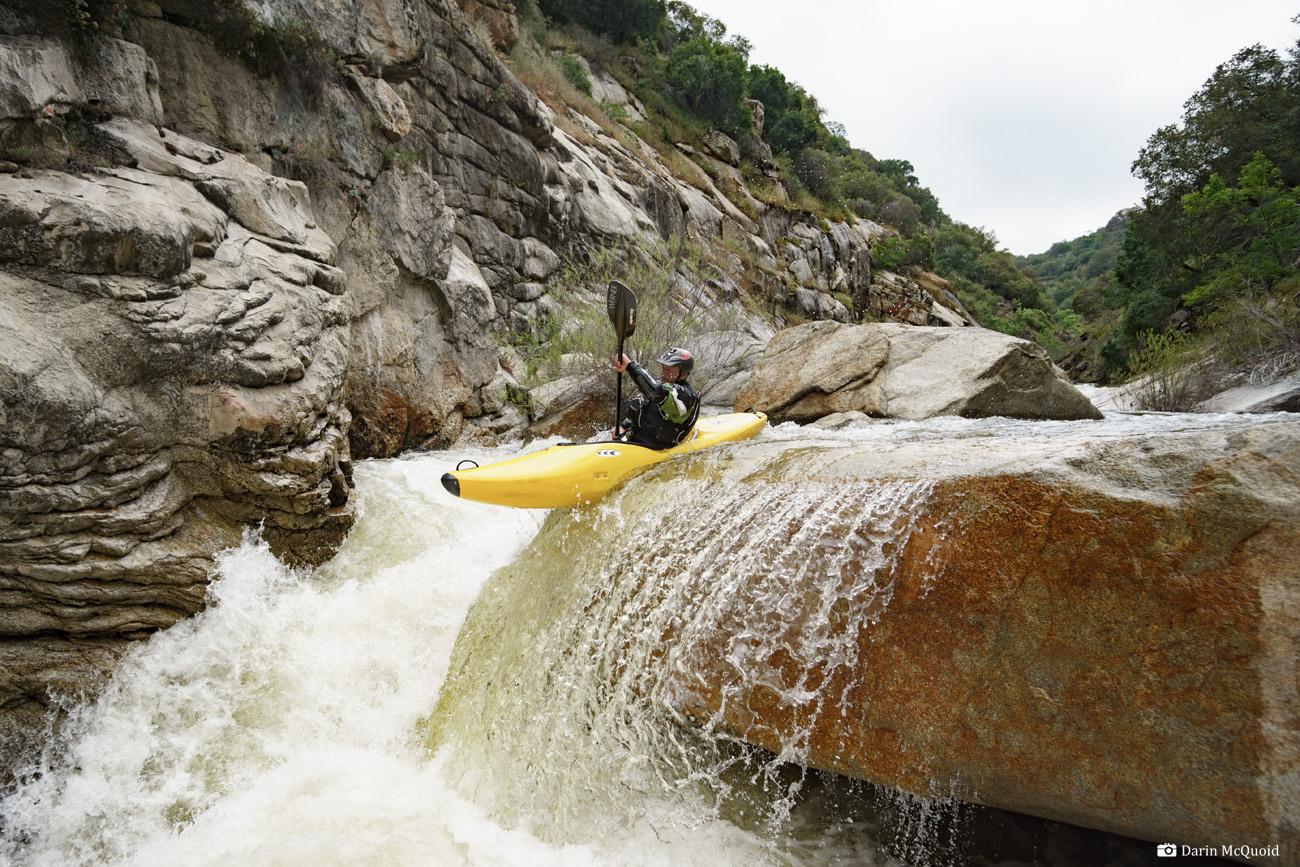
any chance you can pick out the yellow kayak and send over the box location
[441,412,767,509]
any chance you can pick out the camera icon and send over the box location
[1157,843,1179,857]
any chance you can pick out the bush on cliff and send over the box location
[519,236,752,394]
[537,0,666,44]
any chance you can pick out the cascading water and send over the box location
[427,457,939,859]
[1,406,1276,866]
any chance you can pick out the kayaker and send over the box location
[611,347,701,449]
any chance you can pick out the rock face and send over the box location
[0,119,355,770]
[1197,375,1300,414]
[448,418,1300,864]
[455,0,520,52]
[735,321,1103,422]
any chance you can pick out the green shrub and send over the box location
[1203,285,1300,378]
[538,0,665,44]
[663,35,750,137]
[1125,330,1215,411]
[872,233,933,272]
[746,64,824,155]
[553,53,593,96]
[598,99,629,124]
[529,235,760,395]
[792,148,835,201]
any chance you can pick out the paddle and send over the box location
[606,280,637,437]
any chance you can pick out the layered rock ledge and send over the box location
[0,119,355,771]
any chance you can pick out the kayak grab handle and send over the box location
[456,460,479,470]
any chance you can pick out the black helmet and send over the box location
[656,347,694,377]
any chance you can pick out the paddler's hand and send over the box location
[613,354,630,373]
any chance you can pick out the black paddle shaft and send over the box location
[606,281,637,434]
[615,333,626,433]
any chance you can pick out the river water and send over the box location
[0,403,1279,867]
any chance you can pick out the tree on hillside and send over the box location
[934,223,1049,311]
[661,1,751,134]
[1179,152,1300,309]
[538,0,667,44]
[746,65,824,154]
[1111,25,1300,360]
[1133,43,1300,206]
[1017,211,1127,309]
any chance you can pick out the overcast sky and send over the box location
[682,0,1299,255]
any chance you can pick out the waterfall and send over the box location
[3,410,1281,866]
[0,455,561,866]
[427,463,938,842]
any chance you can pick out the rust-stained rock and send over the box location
[441,418,1300,864]
[653,424,1300,864]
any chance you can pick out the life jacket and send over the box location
[620,361,701,449]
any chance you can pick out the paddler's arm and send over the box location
[626,360,696,425]
[624,359,666,401]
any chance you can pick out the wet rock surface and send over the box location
[650,421,1300,864]
[451,417,1300,863]
[0,120,356,774]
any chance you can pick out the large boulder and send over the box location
[656,420,1300,864]
[444,418,1300,864]
[736,321,1103,422]
[701,129,740,166]
[1197,374,1300,414]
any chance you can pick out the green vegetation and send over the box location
[1016,212,1127,309]
[512,235,752,394]
[1178,153,1300,309]
[382,146,421,173]
[1037,22,1300,402]
[3,0,128,46]
[517,3,1300,396]
[513,0,952,233]
[536,0,666,44]
[662,11,751,136]
[987,20,1300,399]
[508,0,1065,338]
[553,53,593,96]
[31,0,1295,408]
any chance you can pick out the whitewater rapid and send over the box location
[1,440,900,866]
[1,406,1282,866]
[0,452,573,866]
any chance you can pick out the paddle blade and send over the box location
[607,280,637,340]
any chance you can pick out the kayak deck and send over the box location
[441,412,767,509]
